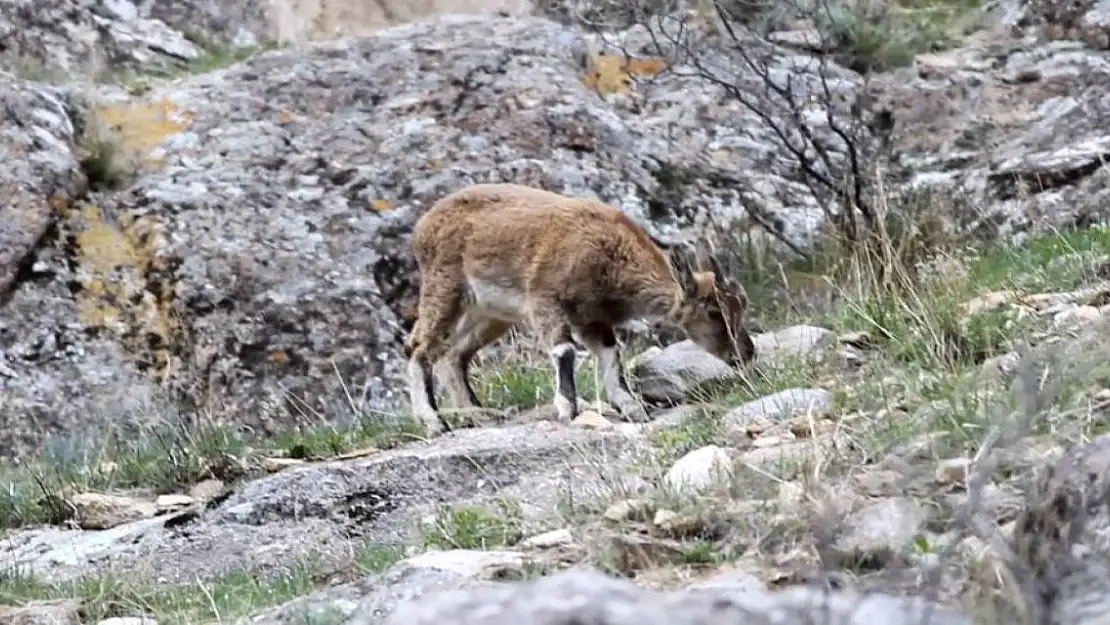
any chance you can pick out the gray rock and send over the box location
[1012,0,1110,49]
[97,618,160,625]
[1,423,641,584]
[884,37,1110,239]
[0,0,201,76]
[752,325,836,368]
[722,388,833,431]
[632,340,737,404]
[374,566,974,625]
[663,445,734,493]
[685,568,766,594]
[832,497,929,567]
[253,561,494,625]
[0,72,178,457]
[0,600,81,625]
[1009,433,1110,623]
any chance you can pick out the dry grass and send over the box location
[7,154,1110,621]
[6,0,1103,618]
[477,223,1110,616]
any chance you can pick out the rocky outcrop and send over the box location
[0,14,859,456]
[0,71,170,455]
[4,3,1110,457]
[875,36,1110,241]
[1,421,644,584]
[0,0,207,77]
[0,0,540,79]
[1003,0,1110,48]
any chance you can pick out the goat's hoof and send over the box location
[417,410,448,437]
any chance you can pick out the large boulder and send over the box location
[0,71,172,457]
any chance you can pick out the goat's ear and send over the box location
[693,238,724,281]
[668,246,698,297]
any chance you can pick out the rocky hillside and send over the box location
[3,0,1110,457]
[5,0,1110,623]
[5,243,1110,625]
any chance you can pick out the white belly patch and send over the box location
[466,279,528,322]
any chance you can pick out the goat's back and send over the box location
[412,184,666,279]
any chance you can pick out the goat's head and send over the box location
[668,239,755,366]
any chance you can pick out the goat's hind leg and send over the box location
[405,271,465,437]
[441,317,511,424]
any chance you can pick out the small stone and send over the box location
[664,445,734,493]
[788,416,834,438]
[724,388,832,431]
[960,290,1016,316]
[259,457,307,472]
[187,478,226,501]
[685,566,767,594]
[71,492,158,530]
[603,498,653,523]
[572,410,613,430]
[632,340,735,403]
[1053,305,1102,327]
[608,534,686,571]
[740,436,844,473]
[935,457,971,485]
[752,325,835,367]
[751,433,796,448]
[399,549,528,580]
[520,528,574,549]
[832,497,928,566]
[98,618,161,625]
[154,494,196,511]
[653,508,679,524]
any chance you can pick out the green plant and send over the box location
[421,499,525,550]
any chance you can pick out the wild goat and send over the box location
[402,183,755,436]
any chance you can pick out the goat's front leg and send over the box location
[580,323,649,423]
[532,309,579,422]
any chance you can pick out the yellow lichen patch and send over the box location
[581,51,669,96]
[64,203,182,381]
[369,199,392,212]
[92,99,194,156]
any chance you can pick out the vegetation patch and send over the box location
[0,561,324,625]
[421,499,526,550]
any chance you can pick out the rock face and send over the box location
[0,13,863,456]
[4,1,1110,457]
[0,0,205,76]
[0,71,169,456]
[0,0,539,78]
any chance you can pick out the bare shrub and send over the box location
[558,0,984,279]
